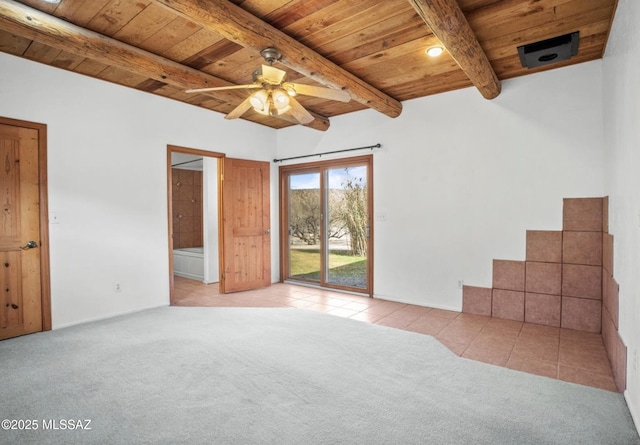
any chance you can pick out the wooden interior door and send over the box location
[221,158,271,293]
[0,122,43,340]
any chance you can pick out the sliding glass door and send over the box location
[287,172,322,282]
[280,155,372,295]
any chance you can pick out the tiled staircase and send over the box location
[462,197,627,392]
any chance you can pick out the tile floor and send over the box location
[173,277,618,392]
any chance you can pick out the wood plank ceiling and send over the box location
[0,0,618,131]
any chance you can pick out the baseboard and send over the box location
[373,293,460,313]
[624,391,640,436]
[52,303,169,330]
[174,271,204,281]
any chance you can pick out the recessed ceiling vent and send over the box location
[517,31,580,69]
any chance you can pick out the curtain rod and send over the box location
[273,143,381,163]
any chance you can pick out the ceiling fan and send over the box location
[186,48,351,124]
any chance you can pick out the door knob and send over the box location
[19,241,38,250]
[264,229,270,235]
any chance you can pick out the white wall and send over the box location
[602,0,640,428]
[203,157,219,283]
[0,48,612,343]
[277,61,605,310]
[0,52,277,328]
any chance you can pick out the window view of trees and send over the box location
[287,165,368,290]
[289,188,322,245]
[338,175,367,257]
[289,168,367,257]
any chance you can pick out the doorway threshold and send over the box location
[283,280,371,298]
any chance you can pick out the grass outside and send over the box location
[289,248,366,285]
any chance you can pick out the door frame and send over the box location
[0,116,52,332]
[279,154,374,296]
[166,145,224,304]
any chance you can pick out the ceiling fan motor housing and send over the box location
[260,47,282,64]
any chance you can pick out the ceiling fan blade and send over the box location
[284,82,351,102]
[261,64,287,84]
[225,97,254,120]
[286,96,314,124]
[186,84,259,93]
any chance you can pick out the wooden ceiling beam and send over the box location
[153,0,403,118]
[407,0,501,99]
[0,0,330,131]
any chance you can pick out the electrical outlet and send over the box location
[457,280,464,289]
[634,349,638,372]
[114,282,122,292]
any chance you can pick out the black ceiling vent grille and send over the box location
[517,31,580,69]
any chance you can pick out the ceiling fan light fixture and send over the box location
[249,90,268,111]
[272,89,290,109]
[426,46,444,57]
[284,85,297,97]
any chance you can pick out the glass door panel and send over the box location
[326,167,368,289]
[280,155,372,295]
[287,172,321,282]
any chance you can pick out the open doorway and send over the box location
[167,145,223,304]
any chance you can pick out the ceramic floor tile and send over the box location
[456,313,491,323]
[559,339,612,375]
[511,335,559,363]
[304,303,334,313]
[506,355,558,379]
[516,331,560,347]
[385,308,423,324]
[452,313,491,330]
[286,299,316,309]
[342,301,374,312]
[520,323,560,339]
[485,318,523,332]
[401,304,434,315]
[375,316,413,330]
[349,311,385,324]
[436,338,469,356]
[462,345,510,367]
[558,365,617,392]
[349,311,384,323]
[405,314,452,336]
[364,301,407,316]
[470,327,520,352]
[429,308,462,319]
[560,328,605,346]
[170,278,617,392]
[327,307,360,318]
[261,295,299,305]
[436,323,482,345]
[299,294,346,305]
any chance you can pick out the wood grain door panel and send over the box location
[0,123,43,339]
[221,158,270,293]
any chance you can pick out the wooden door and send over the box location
[0,122,43,339]
[221,158,270,293]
